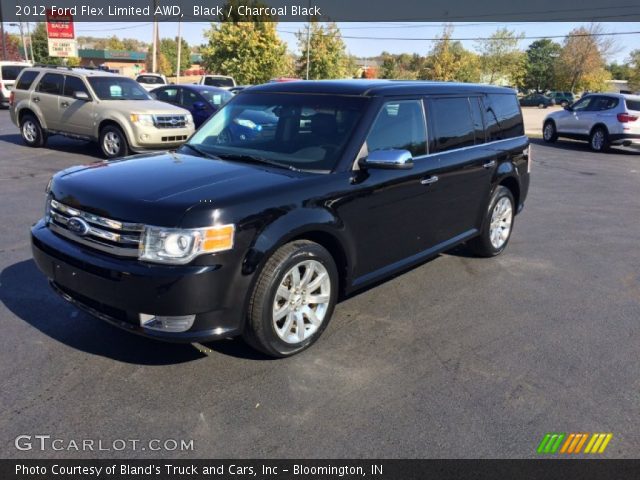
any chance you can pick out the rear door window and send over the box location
[429,97,475,152]
[37,73,64,95]
[366,100,427,157]
[15,70,39,90]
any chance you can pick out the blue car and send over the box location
[150,84,233,128]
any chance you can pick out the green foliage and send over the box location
[378,52,422,80]
[421,26,480,82]
[476,28,525,86]
[2,33,23,61]
[152,37,191,75]
[201,1,288,84]
[31,23,63,65]
[296,21,351,79]
[628,50,640,89]
[523,39,562,92]
[606,62,632,80]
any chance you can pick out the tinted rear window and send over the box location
[37,73,64,95]
[430,97,475,152]
[136,75,165,84]
[625,99,640,111]
[484,93,524,141]
[203,77,234,87]
[1,65,26,81]
[15,70,39,90]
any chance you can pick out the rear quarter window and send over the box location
[429,97,475,152]
[625,99,640,111]
[15,70,40,90]
[484,93,524,141]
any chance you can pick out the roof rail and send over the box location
[32,64,73,70]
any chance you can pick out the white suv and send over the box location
[0,61,32,107]
[543,93,640,152]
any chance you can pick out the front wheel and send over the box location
[543,120,558,143]
[468,186,515,258]
[99,125,129,159]
[244,240,338,357]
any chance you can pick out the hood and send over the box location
[100,99,189,115]
[51,152,303,227]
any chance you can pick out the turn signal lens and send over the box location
[202,225,235,253]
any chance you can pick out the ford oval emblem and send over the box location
[67,217,90,236]
[170,118,178,125]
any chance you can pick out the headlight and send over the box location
[185,113,194,126]
[44,194,52,225]
[130,113,154,126]
[140,224,235,264]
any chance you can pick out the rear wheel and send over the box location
[543,120,558,143]
[589,127,610,152]
[99,125,129,159]
[468,186,515,258]
[20,114,46,147]
[244,240,338,357]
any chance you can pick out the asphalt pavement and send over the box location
[1,110,639,459]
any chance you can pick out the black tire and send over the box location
[468,186,515,258]
[244,240,338,357]
[560,100,568,108]
[20,113,46,147]
[589,126,610,153]
[543,120,558,143]
[99,124,129,159]
[538,103,545,109]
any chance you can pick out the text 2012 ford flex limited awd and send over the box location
[32,80,530,357]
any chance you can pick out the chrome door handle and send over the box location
[60,101,69,108]
[421,175,439,185]
[483,160,496,169]
[33,97,40,103]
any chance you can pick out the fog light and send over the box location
[139,133,149,141]
[140,313,195,332]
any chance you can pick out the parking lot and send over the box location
[1,108,639,459]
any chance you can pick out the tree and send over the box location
[145,51,172,76]
[554,24,616,92]
[201,1,288,84]
[627,50,640,90]
[476,28,525,86]
[421,26,480,82]
[106,36,125,50]
[1,33,22,61]
[296,21,350,79]
[31,23,63,65]
[379,52,420,79]
[152,37,191,76]
[606,62,632,80]
[523,39,562,92]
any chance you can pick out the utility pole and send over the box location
[0,2,7,60]
[26,22,34,63]
[152,0,158,72]
[176,20,181,85]
[17,22,27,62]
[305,21,310,80]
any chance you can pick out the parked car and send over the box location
[229,85,252,95]
[0,61,31,107]
[548,91,576,107]
[543,93,640,152]
[31,80,530,357]
[198,75,236,90]
[10,66,194,158]
[135,73,168,92]
[150,84,233,128]
[519,93,555,108]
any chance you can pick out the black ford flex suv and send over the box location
[32,81,530,357]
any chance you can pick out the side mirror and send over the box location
[360,149,413,170]
[74,91,90,101]
[193,101,208,111]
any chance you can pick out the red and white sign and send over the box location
[46,9,77,57]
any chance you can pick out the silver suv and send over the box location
[543,93,640,152]
[10,66,194,158]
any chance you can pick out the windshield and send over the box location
[199,88,233,106]
[1,65,26,81]
[203,77,234,87]
[186,92,368,171]
[88,77,151,100]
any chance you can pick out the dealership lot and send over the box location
[0,110,639,458]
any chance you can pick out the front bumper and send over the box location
[128,124,195,151]
[31,220,245,342]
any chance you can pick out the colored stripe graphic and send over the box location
[538,433,612,454]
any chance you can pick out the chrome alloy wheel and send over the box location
[272,259,331,344]
[489,197,513,249]
[591,130,605,151]
[543,123,554,141]
[22,120,37,142]
[103,131,121,156]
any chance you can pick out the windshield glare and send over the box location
[88,77,151,100]
[199,88,233,106]
[204,77,234,87]
[187,93,368,171]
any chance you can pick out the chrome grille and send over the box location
[153,114,187,128]
[48,199,143,258]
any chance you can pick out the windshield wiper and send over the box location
[215,153,299,171]
[179,143,220,160]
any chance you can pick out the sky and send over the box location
[5,21,640,63]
